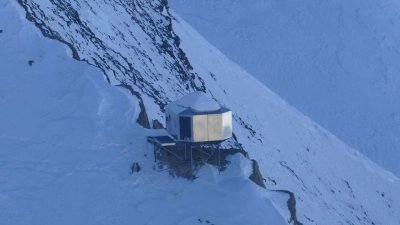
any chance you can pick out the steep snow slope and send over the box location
[0,2,288,224]
[169,0,400,177]
[10,0,400,224]
[16,0,208,122]
[171,12,400,225]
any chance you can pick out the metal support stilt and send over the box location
[218,144,221,175]
[190,146,193,178]
[154,144,156,162]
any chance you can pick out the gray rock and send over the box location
[131,162,141,173]
[249,159,266,188]
[152,119,164,129]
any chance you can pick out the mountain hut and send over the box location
[165,91,232,143]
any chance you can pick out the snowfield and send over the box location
[169,0,400,177]
[0,2,288,224]
[1,0,399,225]
[170,11,400,224]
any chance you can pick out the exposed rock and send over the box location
[249,159,266,188]
[131,162,141,173]
[244,151,250,159]
[17,0,81,61]
[232,132,238,142]
[136,99,151,129]
[267,177,277,185]
[274,190,303,225]
[17,0,206,118]
[152,119,164,129]
[117,84,150,129]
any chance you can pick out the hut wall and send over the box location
[193,115,208,142]
[207,114,223,141]
[166,108,179,137]
[222,111,232,140]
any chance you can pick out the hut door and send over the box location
[179,116,192,141]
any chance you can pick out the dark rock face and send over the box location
[152,119,164,129]
[17,0,82,60]
[17,0,206,122]
[274,190,303,225]
[286,191,303,225]
[117,84,150,128]
[136,101,151,129]
[131,162,141,173]
[249,159,266,188]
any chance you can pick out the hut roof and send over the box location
[174,91,221,112]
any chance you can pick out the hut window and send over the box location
[179,116,192,140]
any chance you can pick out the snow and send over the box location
[174,91,221,112]
[0,2,288,224]
[15,0,210,122]
[169,0,400,177]
[3,0,400,224]
[170,10,400,225]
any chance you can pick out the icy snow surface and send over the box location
[0,2,287,224]
[175,91,221,112]
[169,0,400,177]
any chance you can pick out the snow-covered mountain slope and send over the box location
[0,3,288,224]
[169,0,400,177]
[16,0,208,123]
[4,0,400,225]
[171,12,400,225]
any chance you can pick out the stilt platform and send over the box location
[147,135,227,179]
